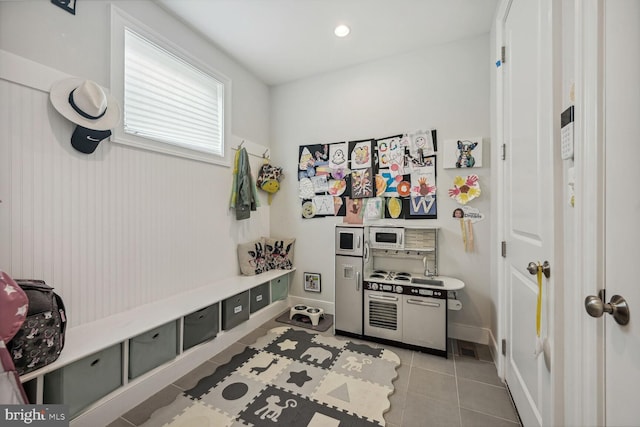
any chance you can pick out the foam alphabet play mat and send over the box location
[149,327,400,426]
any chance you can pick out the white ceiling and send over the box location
[157,0,498,86]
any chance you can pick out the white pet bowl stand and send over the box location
[289,305,325,326]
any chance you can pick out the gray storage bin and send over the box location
[271,275,289,302]
[250,282,270,313]
[183,303,219,351]
[129,320,178,379]
[222,290,250,330]
[44,343,122,418]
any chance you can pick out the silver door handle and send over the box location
[356,271,360,291]
[369,294,398,302]
[357,235,361,249]
[527,261,550,279]
[585,291,630,325]
[406,299,441,308]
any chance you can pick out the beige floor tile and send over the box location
[457,378,519,422]
[413,350,455,375]
[385,388,407,426]
[407,366,458,404]
[454,357,503,387]
[402,391,461,427]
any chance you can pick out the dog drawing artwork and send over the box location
[455,140,479,168]
[254,395,297,422]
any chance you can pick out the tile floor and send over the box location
[107,312,521,427]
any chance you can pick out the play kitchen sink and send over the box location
[411,277,444,287]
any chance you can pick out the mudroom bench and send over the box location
[20,269,295,426]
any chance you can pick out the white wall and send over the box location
[270,35,493,333]
[0,1,271,327]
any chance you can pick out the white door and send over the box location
[601,1,640,424]
[502,0,556,425]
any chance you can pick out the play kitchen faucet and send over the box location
[423,256,437,277]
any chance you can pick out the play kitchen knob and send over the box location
[584,291,630,325]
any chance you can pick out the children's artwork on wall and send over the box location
[344,197,364,224]
[459,218,475,252]
[443,137,483,169]
[461,205,485,223]
[379,170,400,197]
[298,178,315,199]
[410,158,436,198]
[409,130,436,158]
[298,129,439,220]
[313,195,335,216]
[364,197,384,220]
[349,139,374,170]
[351,168,374,198]
[448,175,481,205]
[387,197,403,219]
[333,197,346,216]
[376,135,404,169]
[299,144,330,178]
[374,174,387,196]
[452,208,465,219]
[301,200,316,218]
[329,142,348,169]
[328,179,347,196]
[310,175,329,193]
[409,194,437,218]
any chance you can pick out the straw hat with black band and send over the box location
[50,78,121,154]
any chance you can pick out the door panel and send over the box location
[503,0,555,425]
[604,1,640,425]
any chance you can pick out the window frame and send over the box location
[110,5,231,166]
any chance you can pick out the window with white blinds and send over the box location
[110,5,231,165]
[123,28,224,157]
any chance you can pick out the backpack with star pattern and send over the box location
[7,280,67,376]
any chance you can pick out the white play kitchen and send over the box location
[335,225,464,358]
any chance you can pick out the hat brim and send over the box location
[50,78,121,130]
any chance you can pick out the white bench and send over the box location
[20,269,294,427]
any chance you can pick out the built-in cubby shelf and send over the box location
[20,269,294,424]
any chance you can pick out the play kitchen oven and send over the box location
[364,272,447,357]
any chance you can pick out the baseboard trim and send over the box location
[448,322,491,346]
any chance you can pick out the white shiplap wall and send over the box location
[0,51,270,327]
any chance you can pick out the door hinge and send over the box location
[501,143,506,160]
[501,46,506,64]
[502,339,507,356]
[501,241,507,257]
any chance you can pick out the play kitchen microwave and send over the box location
[369,226,404,249]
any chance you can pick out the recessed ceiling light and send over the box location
[334,24,350,38]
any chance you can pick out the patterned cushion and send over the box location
[264,237,296,270]
[237,238,269,276]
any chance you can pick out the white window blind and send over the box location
[124,28,224,157]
